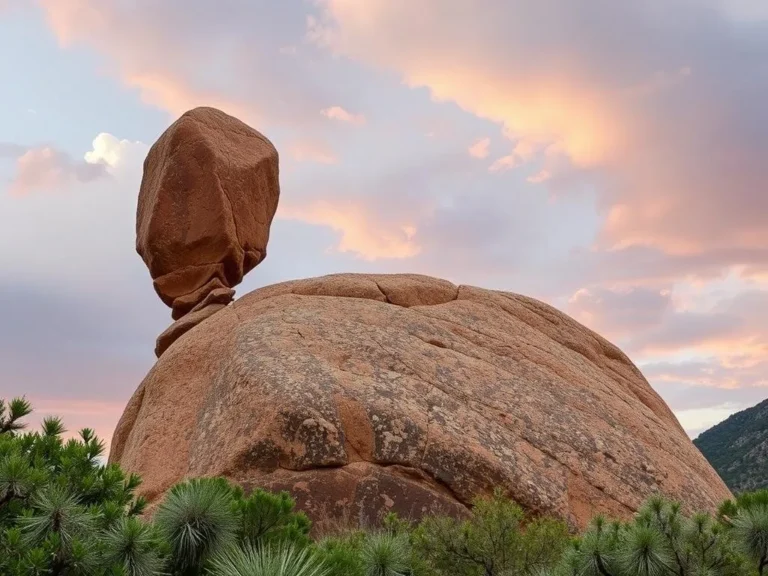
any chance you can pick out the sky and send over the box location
[1,0,768,446]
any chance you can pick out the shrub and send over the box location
[0,397,150,576]
[558,495,746,576]
[208,543,329,576]
[413,488,569,575]
[315,532,367,576]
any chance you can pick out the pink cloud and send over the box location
[312,1,623,167]
[488,139,538,172]
[312,0,768,268]
[1,144,107,196]
[527,169,551,184]
[279,199,421,260]
[644,359,768,392]
[38,1,335,127]
[488,154,516,173]
[321,105,366,125]
[564,280,768,372]
[566,286,672,340]
[467,137,490,159]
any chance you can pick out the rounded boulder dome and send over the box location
[110,273,731,530]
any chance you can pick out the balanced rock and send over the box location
[136,107,280,355]
[110,274,730,530]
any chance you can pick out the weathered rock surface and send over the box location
[136,106,279,355]
[110,274,731,530]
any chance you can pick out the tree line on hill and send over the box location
[694,398,768,494]
[2,396,768,576]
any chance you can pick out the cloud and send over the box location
[276,154,466,261]
[623,289,768,361]
[488,140,537,173]
[643,359,768,392]
[468,137,490,159]
[38,0,343,129]
[85,133,147,172]
[311,1,624,167]
[1,143,108,195]
[280,200,420,260]
[312,0,768,271]
[321,105,366,125]
[527,169,551,184]
[566,286,672,339]
[561,278,768,393]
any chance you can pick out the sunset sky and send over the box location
[1,0,768,446]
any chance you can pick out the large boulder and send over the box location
[110,274,731,530]
[136,107,280,356]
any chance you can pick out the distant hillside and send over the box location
[694,399,768,493]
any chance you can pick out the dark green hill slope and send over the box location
[694,398,768,493]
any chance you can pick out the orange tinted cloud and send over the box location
[314,0,768,260]
[566,281,768,372]
[467,137,490,159]
[321,105,366,125]
[279,200,421,260]
[39,0,331,127]
[313,1,623,167]
[409,70,619,168]
[527,170,551,184]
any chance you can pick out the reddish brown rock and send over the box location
[136,106,280,355]
[155,302,227,358]
[110,274,731,530]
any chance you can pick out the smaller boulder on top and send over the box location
[136,107,280,356]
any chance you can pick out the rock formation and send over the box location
[136,106,280,356]
[117,108,730,531]
[111,273,731,530]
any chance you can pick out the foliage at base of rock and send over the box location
[413,489,569,576]
[3,396,768,576]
